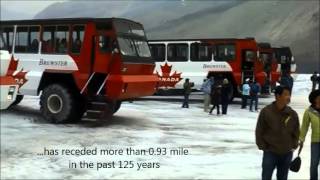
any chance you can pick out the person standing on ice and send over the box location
[250,80,261,112]
[317,73,320,90]
[201,76,214,112]
[241,78,251,109]
[221,78,231,115]
[182,78,194,108]
[209,80,222,115]
[255,86,300,180]
[310,72,318,91]
[299,90,320,180]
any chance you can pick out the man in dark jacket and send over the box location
[182,78,194,108]
[209,82,222,115]
[221,78,231,115]
[311,72,318,91]
[250,81,261,112]
[255,86,300,180]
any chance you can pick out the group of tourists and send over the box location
[199,76,232,115]
[180,73,319,180]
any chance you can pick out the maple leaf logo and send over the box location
[156,62,183,88]
[6,56,28,88]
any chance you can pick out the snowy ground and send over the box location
[0,74,315,179]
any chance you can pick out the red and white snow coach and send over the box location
[149,38,265,101]
[0,18,158,123]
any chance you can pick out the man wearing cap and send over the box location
[255,86,300,180]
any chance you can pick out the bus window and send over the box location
[167,43,188,62]
[96,23,112,31]
[42,26,55,53]
[0,33,6,50]
[149,44,165,62]
[245,50,255,62]
[114,20,145,36]
[15,26,28,53]
[134,40,151,57]
[27,26,40,53]
[190,43,212,62]
[71,25,84,54]
[117,37,136,56]
[215,44,235,61]
[56,26,69,54]
[259,53,272,63]
[98,36,111,52]
[1,27,14,53]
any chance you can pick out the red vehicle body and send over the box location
[257,43,280,93]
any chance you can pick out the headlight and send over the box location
[7,95,13,100]
[7,86,16,100]
[9,86,16,93]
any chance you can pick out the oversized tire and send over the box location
[113,101,121,114]
[40,84,81,123]
[10,95,24,107]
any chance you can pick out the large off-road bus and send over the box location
[0,18,158,123]
[149,38,265,100]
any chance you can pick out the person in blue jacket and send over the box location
[241,78,251,109]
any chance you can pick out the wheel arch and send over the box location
[37,72,80,95]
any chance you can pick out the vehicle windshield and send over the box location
[274,48,292,64]
[117,37,151,57]
[260,53,272,63]
[0,32,5,50]
[113,20,151,58]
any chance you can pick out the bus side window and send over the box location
[167,43,188,62]
[15,26,28,53]
[149,44,165,62]
[1,27,14,52]
[215,44,235,61]
[190,43,212,62]
[56,26,69,54]
[0,33,5,50]
[71,25,85,54]
[27,26,40,53]
[42,26,55,54]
